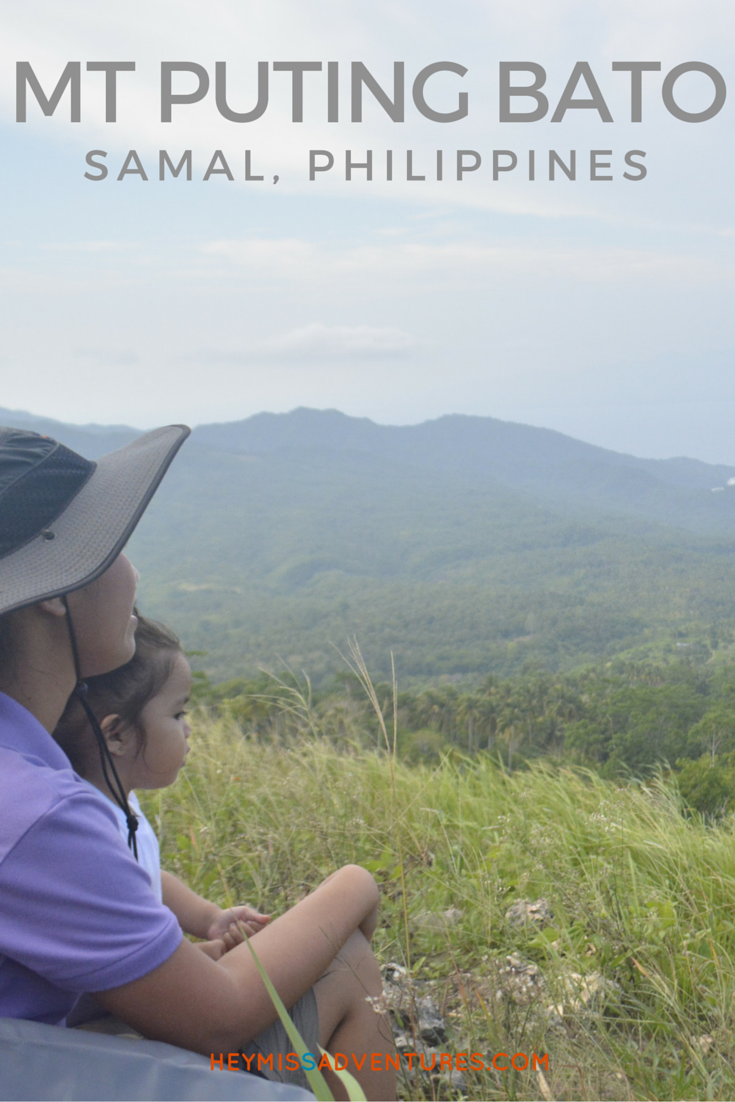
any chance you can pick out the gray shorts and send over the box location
[239,988,320,1092]
[74,988,320,1092]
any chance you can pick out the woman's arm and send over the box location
[93,864,379,1056]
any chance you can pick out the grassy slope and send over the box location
[148,712,735,1101]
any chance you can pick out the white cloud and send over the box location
[73,346,139,365]
[198,323,421,363]
[259,322,420,359]
[45,241,140,254]
[200,238,316,275]
[201,235,730,286]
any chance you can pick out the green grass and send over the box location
[144,705,735,1101]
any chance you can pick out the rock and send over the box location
[380,962,412,1028]
[492,955,619,1031]
[382,962,408,985]
[696,1034,715,1057]
[505,897,554,928]
[392,1036,466,1097]
[392,1029,414,1055]
[493,952,567,1031]
[536,1069,554,1101]
[447,1068,467,1094]
[496,953,546,1006]
[416,994,447,1046]
[560,971,620,1014]
[543,971,621,1021]
[413,907,464,932]
[379,962,448,1047]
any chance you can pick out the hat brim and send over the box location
[0,425,190,616]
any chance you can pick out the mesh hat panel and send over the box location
[0,425,189,615]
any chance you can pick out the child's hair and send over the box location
[54,614,183,777]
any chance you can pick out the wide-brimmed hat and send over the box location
[0,424,190,616]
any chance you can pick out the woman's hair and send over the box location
[53,614,182,776]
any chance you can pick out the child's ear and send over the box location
[100,714,134,758]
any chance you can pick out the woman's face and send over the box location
[65,554,139,677]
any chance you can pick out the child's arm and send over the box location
[96,864,380,1055]
[161,870,270,941]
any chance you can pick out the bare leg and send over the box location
[313,930,396,1102]
[302,869,379,944]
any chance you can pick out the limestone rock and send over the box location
[492,954,619,1029]
[379,963,448,1045]
[413,907,464,932]
[496,952,546,1006]
[546,970,621,1021]
[505,897,554,928]
[696,1034,715,1057]
[416,994,447,1046]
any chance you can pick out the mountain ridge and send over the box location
[4,405,735,685]
[4,405,734,536]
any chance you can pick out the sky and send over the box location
[0,1,733,462]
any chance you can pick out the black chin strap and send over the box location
[61,596,139,860]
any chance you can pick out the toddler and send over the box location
[53,615,270,961]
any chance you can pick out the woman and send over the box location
[0,424,395,1100]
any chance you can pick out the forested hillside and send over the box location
[4,405,735,683]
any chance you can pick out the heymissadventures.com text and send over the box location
[211,1050,550,1073]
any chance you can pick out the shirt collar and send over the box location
[0,690,73,771]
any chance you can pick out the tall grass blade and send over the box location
[241,934,333,1101]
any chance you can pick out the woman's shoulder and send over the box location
[0,704,121,867]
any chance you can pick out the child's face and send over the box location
[131,653,192,789]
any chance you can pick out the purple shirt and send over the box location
[0,692,182,1025]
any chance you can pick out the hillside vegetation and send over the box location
[193,651,735,805]
[149,708,735,1101]
[4,406,735,684]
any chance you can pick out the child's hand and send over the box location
[207,905,271,943]
[195,938,229,961]
[220,924,244,953]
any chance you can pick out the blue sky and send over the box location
[1,0,733,462]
